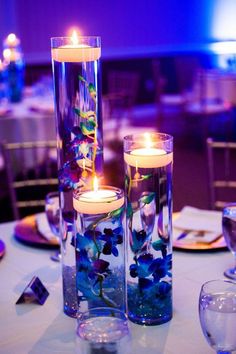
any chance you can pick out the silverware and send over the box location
[176,230,205,241]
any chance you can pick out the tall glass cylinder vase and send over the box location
[124,132,173,325]
[73,185,126,314]
[51,35,103,317]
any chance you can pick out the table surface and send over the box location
[0,220,232,354]
[0,96,56,145]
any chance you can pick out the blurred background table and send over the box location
[0,94,55,144]
[0,219,232,354]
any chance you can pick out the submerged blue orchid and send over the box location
[130,229,149,254]
[92,259,110,274]
[129,250,172,293]
[76,230,103,257]
[148,254,172,283]
[58,160,82,191]
[76,222,124,308]
[100,227,123,257]
[76,249,111,287]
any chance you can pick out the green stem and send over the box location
[92,227,101,259]
[98,277,115,308]
[88,213,110,231]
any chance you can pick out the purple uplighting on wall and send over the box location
[0,0,226,64]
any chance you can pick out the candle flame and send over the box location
[93,175,99,192]
[144,132,152,149]
[71,30,79,45]
[3,48,11,59]
[7,33,16,44]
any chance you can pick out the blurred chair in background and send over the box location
[104,69,140,126]
[184,69,233,146]
[152,58,188,135]
[1,140,58,220]
[102,69,140,165]
[206,137,236,210]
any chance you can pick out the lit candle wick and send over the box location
[144,132,152,149]
[71,30,79,45]
[93,175,99,193]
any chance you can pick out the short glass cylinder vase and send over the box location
[73,186,126,314]
[51,35,103,317]
[124,132,173,325]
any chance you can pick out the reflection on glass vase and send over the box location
[124,132,173,325]
[51,35,103,317]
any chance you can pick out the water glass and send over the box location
[222,204,236,280]
[199,279,236,354]
[45,191,61,262]
[45,191,60,237]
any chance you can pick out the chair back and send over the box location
[207,137,236,210]
[105,70,140,121]
[1,140,58,220]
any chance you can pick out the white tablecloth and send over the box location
[0,220,232,354]
[0,96,56,144]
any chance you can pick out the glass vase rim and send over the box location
[51,35,101,42]
[123,132,173,143]
[73,185,124,200]
[201,278,236,293]
[77,306,128,321]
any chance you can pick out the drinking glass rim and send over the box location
[223,203,236,213]
[45,191,60,205]
[201,278,236,294]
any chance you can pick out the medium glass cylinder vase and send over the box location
[124,132,173,325]
[73,184,126,314]
[51,35,103,317]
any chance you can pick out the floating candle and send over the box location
[51,31,101,63]
[124,133,173,168]
[73,176,124,214]
[5,33,20,47]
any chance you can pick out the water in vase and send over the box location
[125,156,173,325]
[52,47,103,317]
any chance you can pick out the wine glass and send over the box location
[222,204,236,280]
[199,279,236,354]
[45,191,61,261]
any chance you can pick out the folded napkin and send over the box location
[0,107,12,117]
[173,206,222,244]
[28,98,54,114]
[35,213,57,242]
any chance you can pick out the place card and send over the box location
[16,276,49,305]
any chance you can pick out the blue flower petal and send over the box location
[111,246,119,257]
[130,264,138,278]
[103,241,112,255]
[92,259,110,273]
[139,278,153,290]
[131,229,148,253]
[158,281,171,296]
